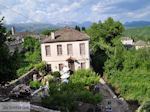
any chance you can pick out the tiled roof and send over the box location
[42,27,89,43]
[135,40,146,46]
[121,37,132,40]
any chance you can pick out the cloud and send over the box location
[126,6,150,19]
[0,0,150,24]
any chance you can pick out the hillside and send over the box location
[123,26,150,41]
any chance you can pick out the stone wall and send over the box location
[6,68,38,92]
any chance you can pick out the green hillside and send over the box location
[123,27,150,41]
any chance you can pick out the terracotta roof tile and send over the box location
[42,27,89,43]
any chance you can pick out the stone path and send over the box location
[99,78,132,112]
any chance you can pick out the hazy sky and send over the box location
[0,0,150,24]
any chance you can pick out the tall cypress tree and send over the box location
[0,18,17,84]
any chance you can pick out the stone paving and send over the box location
[99,78,132,112]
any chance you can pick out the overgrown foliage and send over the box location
[105,47,150,104]
[17,36,41,76]
[29,80,42,89]
[42,69,102,111]
[138,100,150,112]
[86,17,124,73]
[70,69,99,86]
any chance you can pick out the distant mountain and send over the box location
[5,21,93,33]
[5,23,57,32]
[124,21,150,28]
[78,21,93,28]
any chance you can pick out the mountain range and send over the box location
[5,21,93,32]
[124,21,150,28]
[5,21,150,32]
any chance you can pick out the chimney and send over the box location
[51,32,55,39]
[11,27,15,35]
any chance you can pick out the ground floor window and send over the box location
[59,64,64,71]
[46,64,51,73]
[81,62,86,69]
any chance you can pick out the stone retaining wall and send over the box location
[5,68,38,93]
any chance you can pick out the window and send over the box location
[45,45,51,56]
[57,45,62,55]
[59,64,63,71]
[81,62,86,69]
[46,64,51,72]
[67,44,73,55]
[80,43,85,55]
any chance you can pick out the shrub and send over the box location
[29,80,42,89]
[35,62,46,75]
[17,64,34,76]
[70,69,100,86]
[137,100,150,112]
[41,74,54,86]
[42,81,102,111]
[51,71,60,77]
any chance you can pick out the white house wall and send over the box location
[41,40,90,71]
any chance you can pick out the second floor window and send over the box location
[80,43,85,55]
[67,44,73,55]
[45,45,51,56]
[57,45,62,55]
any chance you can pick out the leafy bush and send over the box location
[51,71,60,77]
[17,64,34,76]
[70,69,100,86]
[29,80,42,89]
[42,70,102,111]
[41,74,54,85]
[35,62,46,75]
[137,100,150,112]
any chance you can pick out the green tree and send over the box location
[75,25,81,31]
[17,36,41,76]
[23,36,40,52]
[0,18,18,84]
[82,26,86,31]
[86,17,124,73]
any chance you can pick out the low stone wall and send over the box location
[6,68,38,92]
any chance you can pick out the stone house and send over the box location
[134,40,150,50]
[41,27,90,72]
[121,37,134,45]
[6,27,41,53]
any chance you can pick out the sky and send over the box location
[0,0,150,24]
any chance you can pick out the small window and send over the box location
[59,64,63,71]
[67,44,73,55]
[46,64,51,72]
[57,45,62,55]
[45,45,51,56]
[81,62,86,69]
[80,43,85,55]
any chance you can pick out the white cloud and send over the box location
[126,6,150,19]
[0,0,150,24]
[91,0,125,13]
